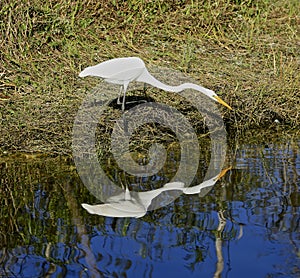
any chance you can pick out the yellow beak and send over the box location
[213,96,233,110]
[215,166,232,181]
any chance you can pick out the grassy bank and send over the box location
[0,0,299,154]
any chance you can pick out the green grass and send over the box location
[0,0,299,154]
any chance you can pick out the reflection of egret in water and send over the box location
[79,57,232,111]
[82,181,184,218]
[82,168,231,218]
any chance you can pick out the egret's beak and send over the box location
[213,96,233,110]
[215,166,232,181]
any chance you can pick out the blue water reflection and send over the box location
[0,136,299,277]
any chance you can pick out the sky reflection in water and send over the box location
[0,136,299,277]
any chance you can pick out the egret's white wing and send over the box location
[107,67,145,83]
[79,57,145,78]
[82,202,146,218]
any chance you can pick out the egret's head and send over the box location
[196,87,232,110]
[206,90,232,110]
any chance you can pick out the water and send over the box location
[0,133,299,277]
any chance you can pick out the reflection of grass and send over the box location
[0,0,299,153]
[0,154,99,247]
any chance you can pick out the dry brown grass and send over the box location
[0,0,299,154]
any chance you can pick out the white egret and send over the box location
[82,181,185,218]
[79,57,232,111]
[81,167,231,218]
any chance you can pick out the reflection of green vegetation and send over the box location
[0,155,96,248]
[0,0,299,154]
